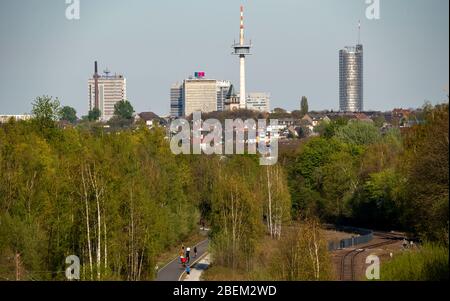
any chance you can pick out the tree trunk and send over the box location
[266,167,273,238]
[312,224,320,280]
[103,202,108,275]
[15,252,21,281]
[130,188,135,280]
[81,166,93,280]
[87,165,102,280]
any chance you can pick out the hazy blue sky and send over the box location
[0,0,448,116]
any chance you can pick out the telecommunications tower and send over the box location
[232,5,252,109]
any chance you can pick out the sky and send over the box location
[0,0,448,116]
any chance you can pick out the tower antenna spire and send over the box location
[358,20,361,45]
[240,5,244,46]
[232,5,252,109]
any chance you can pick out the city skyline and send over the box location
[0,0,449,116]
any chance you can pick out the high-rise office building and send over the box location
[170,74,234,117]
[183,78,217,117]
[170,83,183,118]
[217,80,232,112]
[246,92,270,113]
[339,44,363,112]
[88,62,126,121]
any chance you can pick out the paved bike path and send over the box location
[156,239,209,281]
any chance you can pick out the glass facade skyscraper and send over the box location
[339,44,363,112]
[216,80,232,112]
[170,83,183,118]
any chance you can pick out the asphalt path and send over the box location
[156,238,209,281]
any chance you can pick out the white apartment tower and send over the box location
[88,62,127,121]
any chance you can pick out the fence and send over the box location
[327,226,374,251]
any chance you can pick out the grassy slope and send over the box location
[381,243,449,281]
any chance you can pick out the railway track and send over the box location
[339,232,402,281]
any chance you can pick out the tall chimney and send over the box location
[94,61,99,110]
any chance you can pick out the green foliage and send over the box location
[0,120,198,280]
[269,220,333,280]
[287,138,345,219]
[205,221,333,281]
[284,103,448,242]
[402,104,449,243]
[31,96,61,136]
[381,243,449,281]
[1,96,447,281]
[60,106,77,123]
[114,100,135,120]
[291,185,324,219]
[210,156,264,271]
[264,165,292,230]
[300,96,309,116]
[208,156,292,273]
[107,116,134,129]
[32,96,61,122]
[291,110,303,119]
[318,151,359,219]
[372,115,386,128]
[334,121,382,146]
[358,130,402,179]
[350,169,405,228]
[382,128,402,149]
[319,117,348,138]
[88,108,101,121]
[270,108,291,119]
[287,125,401,226]
[291,137,343,186]
[273,108,286,114]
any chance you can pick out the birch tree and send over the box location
[264,165,291,239]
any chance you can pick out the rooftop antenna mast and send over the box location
[104,67,111,78]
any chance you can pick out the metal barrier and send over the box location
[327,226,374,251]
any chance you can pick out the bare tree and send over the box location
[87,163,105,280]
[265,165,290,239]
[80,165,93,280]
